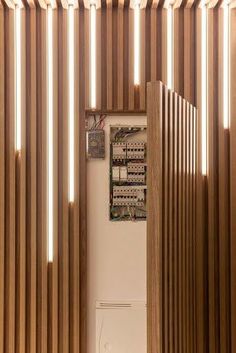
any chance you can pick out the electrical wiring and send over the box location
[89,114,107,130]
[114,128,140,141]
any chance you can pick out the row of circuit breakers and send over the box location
[86,124,147,221]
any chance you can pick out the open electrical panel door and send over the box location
[147,81,198,353]
[86,80,198,353]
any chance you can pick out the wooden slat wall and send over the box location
[5,10,16,353]
[0,5,81,353]
[25,7,37,353]
[147,81,197,353]
[0,5,4,353]
[205,6,236,353]
[230,9,236,353]
[0,3,236,353]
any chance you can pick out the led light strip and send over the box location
[15,6,21,151]
[90,2,96,109]
[47,6,53,263]
[167,6,174,90]
[223,4,230,129]
[134,1,141,86]
[68,5,75,202]
[201,5,208,175]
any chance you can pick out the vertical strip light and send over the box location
[167,6,174,90]
[90,1,96,109]
[201,5,208,175]
[134,1,141,86]
[68,5,75,202]
[47,6,53,262]
[223,4,230,129]
[15,5,21,151]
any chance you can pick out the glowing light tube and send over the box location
[68,5,75,202]
[134,2,141,85]
[90,3,96,109]
[201,5,208,176]
[15,6,21,151]
[47,6,53,263]
[167,6,174,90]
[223,5,230,129]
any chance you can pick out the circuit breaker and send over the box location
[110,126,147,221]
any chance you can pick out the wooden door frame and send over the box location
[80,109,147,353]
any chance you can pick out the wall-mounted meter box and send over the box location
[86,129,105,159]
[110,125,147,221]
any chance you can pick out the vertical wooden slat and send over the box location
[218,9,231,353]
[69,202,79,353]
[168,90,174,353]
[100,5,106,110]
[163,85,169,353]
[84,8,89,109]
[193,106,197,353]
[96,8,101,110]
[78,8,87,353]
[230,8,236,353]
[49,8,59,353]
[36,9,48,353]
[189,105,193,353]
[173,92,179,353]
[207,8,219,353]
[16,8,26,353]
[58,8,69,353]
[186,102,192,352]
[178,96,183,353]
[112,5,118,109]
[183,8,195,104]
[0,6,4,353]
[174,8,184,96]
[123,6,129,110]
[4,10,16,353]
[117,3,124,109]
[139,8,146,110]
[106,3,113,109]
[128,8,134,110]
[150,8,157,81]
[161,8,167,85]
[26,7,37,353]
[182,99,187,353]
[147,81,163,353]
[186,101,190,353]
[69,8,80,353]
[189,106,195,353]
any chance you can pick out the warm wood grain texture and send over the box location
[16,9,26,353]
[0,4,235,353]
[69,8,80,353]
[4,10,16,353]
[147,81,197,353]
[147,81,163,353]
[25,7,37,353]
[230,8,236,353]
[0,7,4,353]
[58,8,69,353]
[207,9,220,353]
[36,9,48,353]
[218,9,231,353]
[49,8,59,353]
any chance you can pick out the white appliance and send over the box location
[96,301,147,353]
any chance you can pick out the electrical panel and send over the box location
[110,126,147,221]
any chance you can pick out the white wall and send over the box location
[87,115,147,353]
